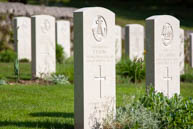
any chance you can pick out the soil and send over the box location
[8,79,53,85]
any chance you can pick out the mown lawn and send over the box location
[0,62,192,129]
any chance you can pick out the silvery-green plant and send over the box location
[0,75,7,85]
[0,79,6,85]
[49,74,70,85]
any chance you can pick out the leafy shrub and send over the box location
[104,91,193,129]
[0,49,16,62]
[56,44,65,64]
[19,58,30,63]
[64,56,74,64]
[0,13,14,51]
[116,57,145,82]
[180,73,193,83]
[140,91,193,129]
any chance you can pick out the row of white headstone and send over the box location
[13,15,71,77]
[73,7,189,129]
[13,15,191,79]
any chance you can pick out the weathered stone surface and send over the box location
[179,28,184,74]
[74,7,116,129]
[146,15,180,98]
[13,16,31,61]
[115,25,122,63]
[32,15,56,78]
[125,24,144,60]
[190,33,193,68]
[56,20,71,58]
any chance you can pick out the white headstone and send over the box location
[190,33,193,68]
[179,28,185,74]
[31,15,56,78]
[115,25,122,63]
[13,17,31,61]
[125,24,144,60]
[74,7,116,129]
[56,20,71,58]
[146,15,180,98]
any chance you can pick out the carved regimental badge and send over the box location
[92,16,107,42]
[161,23,173,46]
[41,19,51,33]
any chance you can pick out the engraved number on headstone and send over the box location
[161,23,173,46]
[41,19,51,33]
[92,16,107,42]
[94,65,106,98]
[163,67,172,97]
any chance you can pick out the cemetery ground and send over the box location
[0,62,193,129]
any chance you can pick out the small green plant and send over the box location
[47,74,70,85]
[116,57,145,83]
[180,73,193,83]
[14,58,19,81]
[64,56,74,64]
[19,58,30,63]
[140,90,193,129]
[57,58,74,83]
[0,79,6,85]
[56,44,65,64]
[181,63,193,83]
[0,49,16,62]
[0,75,6,85]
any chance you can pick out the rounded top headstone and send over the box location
[146,15,179,47]
[125,24,144,28]
[13,16,30,20]
[74,7,115,43]
[146,15,179,23]
[74,7,114,15]
[31,14,55,19]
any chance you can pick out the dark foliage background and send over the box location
[7,0,193,7]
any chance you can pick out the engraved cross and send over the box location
[94,65,106,98]
[163,67,172,97]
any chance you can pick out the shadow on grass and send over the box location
[0,120,74,129]
[30,112,74,118]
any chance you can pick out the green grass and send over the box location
[0,83,192,129]
[0,84,74,129]
[0,62,72,81]
[0,62,192,128]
